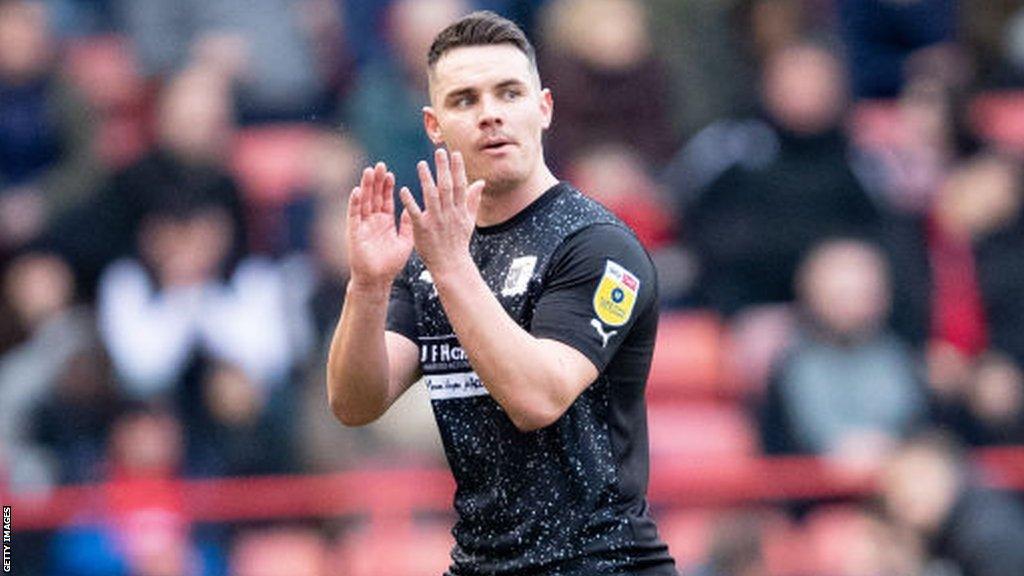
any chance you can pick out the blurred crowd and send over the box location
[5,0,1024,574]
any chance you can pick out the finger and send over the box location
[398,186,423,222]
[417,160,439,215]
[467,179,485,221]
[385,172,395,215]
[359,167,374,219]
[382,172,396,215]
[435,148,453,210]
[371,162,387,213]
[398,207,414,240]
[451,151,468,207]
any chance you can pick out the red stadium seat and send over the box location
[647,311,728,401]
[646,402,758,464]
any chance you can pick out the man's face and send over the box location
[425,44,552,194]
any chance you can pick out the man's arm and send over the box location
[326,282,420,426]
[326,162,420,426]
[399,150,598,432]
[433,258,597,431]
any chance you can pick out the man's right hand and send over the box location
[346,162,414,289]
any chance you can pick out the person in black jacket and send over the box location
[672,41,881,315]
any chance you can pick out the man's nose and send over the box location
[477,94,504,128]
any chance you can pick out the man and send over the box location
[327,11,677,575]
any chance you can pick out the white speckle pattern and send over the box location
[393,183,677,576]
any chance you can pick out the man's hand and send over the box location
[398,149,485,278]
[347,162,414,289]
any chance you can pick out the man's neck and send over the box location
[475,164,559,228]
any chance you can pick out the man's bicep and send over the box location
[385,330,421,403]
[537,337,599,396]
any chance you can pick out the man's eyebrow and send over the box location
[494,79,526,90]
[443,87,477,104]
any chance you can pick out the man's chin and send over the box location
[476,172,521,196]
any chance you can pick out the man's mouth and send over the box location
[480,138,515,152]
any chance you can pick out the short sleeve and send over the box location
[386,263,418,342]
[530,224,657,372]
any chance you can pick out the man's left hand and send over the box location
[399,148,485,278]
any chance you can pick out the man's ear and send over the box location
[423,106,444,145]
[539,88,553,130]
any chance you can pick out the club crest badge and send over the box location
[593,260,639,327]
[501,255,537,297]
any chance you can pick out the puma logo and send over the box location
[590,318,618,348]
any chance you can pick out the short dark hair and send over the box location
[427,11,536,70]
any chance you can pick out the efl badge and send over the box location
[501,255,537,297]
[593,260,639,327]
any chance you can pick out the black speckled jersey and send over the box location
[387,182,677,576]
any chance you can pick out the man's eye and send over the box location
[502,89,521,101]
[454,96,474,108]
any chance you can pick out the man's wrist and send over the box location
[428,253,477,288]
[346,277,393,302]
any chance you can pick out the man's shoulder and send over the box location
[545,182,634,236]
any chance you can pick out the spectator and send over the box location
[30,343,124,484]
[859,78,980,215]
[763,239,927,470]
[961,352,1024,445]
[881,430,1024,576]
[0,0,102,258]
[886,153,1024,379]
[96,193,300,401]
[185,361,295,476]
[0,249,97,491]
[538,0,676,168]
[343,0,467,190]
[55,66,248,298]
[935,350,1024,447]
[671,41,880,314]
[48,406,217,576]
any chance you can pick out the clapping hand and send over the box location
[346,162,414,289]
[398,149,485,278]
